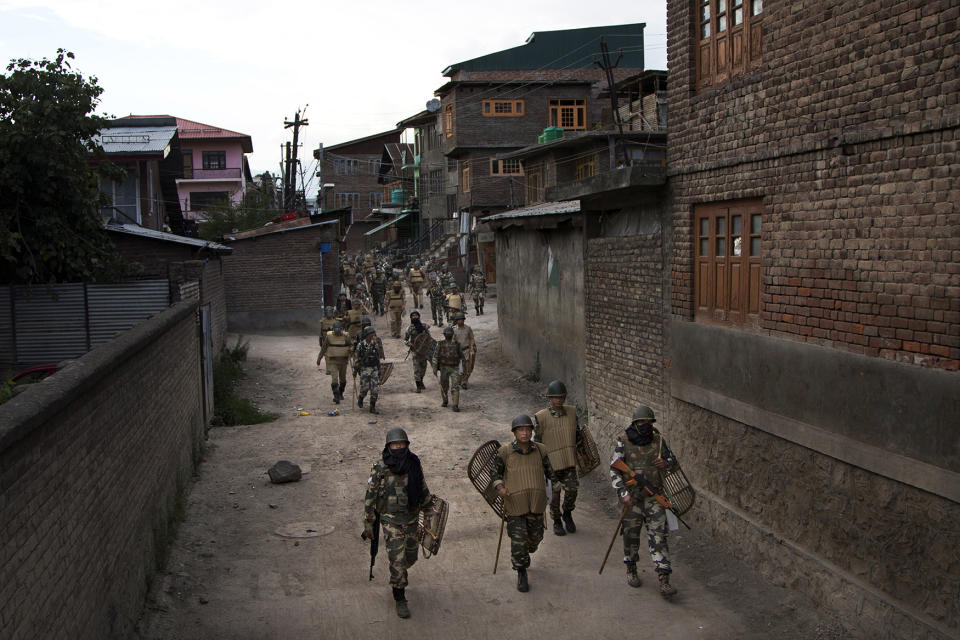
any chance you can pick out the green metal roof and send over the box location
[442,23,645,75]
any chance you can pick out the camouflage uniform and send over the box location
[354,338,381,405]
[430,335,465,409]
[371,273,387,316]
[428,280,445,327]
[490,442,556,569]
[469,270,487,314]
[610,433,678,575]
[533,405,581,522]
[363,462,432,587]
[403,321,431,388]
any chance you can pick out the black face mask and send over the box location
[626,422,654,446]
[412,318,423,330]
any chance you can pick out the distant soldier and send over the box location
[403,310,431,393]
[354,326,382,414]
[346,297,364,341]
[319,307,337,346]
[407,260,427,309]
[386,281,406,338]
[452,312,477,389]
[490,414,556,593]
[363,427,433,619]
[444,284,465,324]
[335,291,352,320]
[428,275,445,327]
[610,405,679,597]
[438,262,455,290]
[469,265,487,315]
[317,321,351,403]
[534,380,582,536]
[371,270,387,316]
[430,325,465,412]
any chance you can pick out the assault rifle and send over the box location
[361,511,381,580]
[610,458,691,530]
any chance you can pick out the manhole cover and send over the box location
[274,522,335,538]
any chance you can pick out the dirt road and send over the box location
[135,297,840,640]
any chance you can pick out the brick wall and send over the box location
[0,301,204,640]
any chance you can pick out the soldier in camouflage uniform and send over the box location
[452,312,476,389]
[610,405,679,597]
[490,414,556,593]
[428,275,445,327]
[353,326,382,414]
[363,427,433,618]
[534,380,582,536]
[403,310,431,393]
[430,326,465,412]
[371,269,387,316]
[468,265,487,315]
[438,262,454,291]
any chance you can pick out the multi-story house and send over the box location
[319,129,401,252]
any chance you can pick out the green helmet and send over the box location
[332,321,343,332]
[511,414,535,431]
[385,427,409,445]
[324,306,334,317]
[442,326,454,337]
[361,316,372,327]
[454,312,466,321]
[362,326,377,338]
[545,380,567,397]
[632,405,656,423]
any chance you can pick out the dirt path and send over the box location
[135,296,840,640]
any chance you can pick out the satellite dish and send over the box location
[426,98,441,113]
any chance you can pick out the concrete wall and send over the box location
[0,300,205,640]
[495,221,585,403]
[223,223,339,334]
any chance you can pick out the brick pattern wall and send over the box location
[585,234,665,443]
[667,0,959,370]
[322,131,401,220]
[202,259,227,351]
[223,224,339,312]
[0,301,204,640]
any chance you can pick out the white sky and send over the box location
[0,0,667,194]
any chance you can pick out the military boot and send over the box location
[358,394,365,408]
[415,380,424,393]
[553,519,566,536]
[441,388,448,407]
[339,382,346,400]
[392,587,410,618]
[626,562,643,588]
[516,568,529,593]
[658,570,677,597]
[331,382,340,404]
[562,510,576,533]
[369,399,379,415]
[451,390,460,412]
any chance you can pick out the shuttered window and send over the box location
[696,0,764,91]
[695,200,763,325]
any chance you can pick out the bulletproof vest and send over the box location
[374,466,418,525]
[435,340,461,367]
[387,290,405,310]
[498,442,548,517]
[534,406,578,470]
[347,309,363,326]
[621,435,664,491]
[324,332,352,360]
[453,325,474,351]
[357,341,380,368]
[319,318,337,344]
[409,268,425,282]
[446,293,463,309]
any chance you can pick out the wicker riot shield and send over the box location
[417,495,449,558]
[412,331,436,361]
[379,361,395,385]
[467,440,504,519]
[655,429,695,516]
[575,423,601,476]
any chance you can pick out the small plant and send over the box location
[211,336,278,426]
[0,378,15,405]
[521,351,542,383]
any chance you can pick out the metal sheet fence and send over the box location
[0,280,170,368]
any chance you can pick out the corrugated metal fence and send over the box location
[0,280,170,367]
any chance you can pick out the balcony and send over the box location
[180,167,242,181]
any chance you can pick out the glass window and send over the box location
[202,151,226,170]
[751,0,762,15]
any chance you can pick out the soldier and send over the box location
[319,306,337,346]
[407,260,427,309]
[428,275,445,327]
[438,262,454,290]
[371,269,387,316]
[430,325,465,412]
[353,316,384,358]
[490,414,556,593]
[534,380,582,536]
[385,280,406,338]
[345,299,364,341]
[403,310,431,393]
[452,312,477,390]
[610,405,679,597]
[444,283,465,324]
[363,427,433,619]
[335,291,352,320]
[317,321,351,403]
[353,326,382,414]
[469,265,487,315]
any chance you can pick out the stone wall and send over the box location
[0,301,204,640]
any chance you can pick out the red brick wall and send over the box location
[0,301,204,640]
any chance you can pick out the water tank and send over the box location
[391,189,406,203]
[542,126,564,142]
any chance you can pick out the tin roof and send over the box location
[95,125,178,157]
[118,115,253,152]
[481,200,581,223]
[223,219,337,242]
[104,222,232,253]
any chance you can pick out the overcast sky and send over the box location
[1,0,667,192]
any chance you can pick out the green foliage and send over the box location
[198,188,281,241]
[211,336,278,426]
[0,378,14,405]
[0,49,130,285]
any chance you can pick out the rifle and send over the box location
[610,458,691,530]
[361,511,381,580]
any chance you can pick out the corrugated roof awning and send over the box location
[364,214,410,236]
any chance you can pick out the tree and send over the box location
[197,187,281,241]
[0,49,127,285]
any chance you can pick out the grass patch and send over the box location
[211,337,279,426]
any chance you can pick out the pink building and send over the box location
[121,116,254,219]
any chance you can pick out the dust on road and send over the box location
[135,297,841,640]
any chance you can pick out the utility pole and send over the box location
[595,39,630,168]
[283,106,309,211]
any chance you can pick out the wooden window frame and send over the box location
[368,191,383,209]
[181,149,193,179]
[548,99,587,131]
[694,199,763,326]
[201,150,226,170]
[695,0,764,91]
[334,192,360,209]
[490,158,523,176]
[443,104,454,138]
[575,156,596,180]
[526,167,544,204]
[482,99,525,117]
[461,165,470,192]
